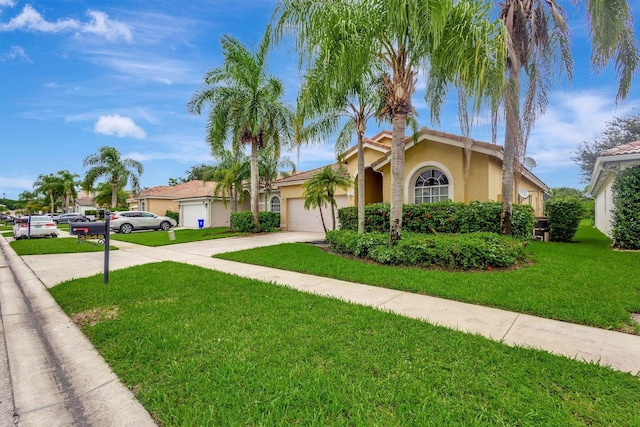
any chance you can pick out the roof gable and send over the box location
[135,180,217,199]
[600,140,640,156]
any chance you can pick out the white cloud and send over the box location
[525,90,640,172]
[94,115,147,139]
[0,0,15,8]
[2,45,30,62]
[0,5,132,42]
[81,10,132,42]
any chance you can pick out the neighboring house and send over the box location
[73,190,98,215]
[275,127,549,233]
[128,180,281,228]
[588,140,640,236]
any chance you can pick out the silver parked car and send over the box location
[13,216,59,240]
[109,211,177,234]
[52,213,90,224]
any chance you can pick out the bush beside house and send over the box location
[545,197,583,242]
[231,211,280,233]
[611,166,640,249]
[338,201,535,239]
[326,229,528,270]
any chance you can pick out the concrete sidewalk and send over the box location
[16,232,640,375]
[0,235,156,426]
[1,231,639,424]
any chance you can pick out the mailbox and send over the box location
[69,222,107,240]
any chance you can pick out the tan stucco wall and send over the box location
[383,140,471,203]
[138,199,178,216]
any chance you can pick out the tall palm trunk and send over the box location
[500,61,522,235]
[329,191,337,230]
[389,113,407,245]
[250,139,260,227]
[319,204,327,233]
[230,184,238,213]
[49,189,54,214]
[357,130,365,234]
[111,181,118,208]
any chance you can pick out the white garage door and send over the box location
[182,203,207,228]
[287,196,348,232]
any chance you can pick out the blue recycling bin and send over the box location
[197,219,205,229]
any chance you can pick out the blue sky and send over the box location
[1,0,639,200]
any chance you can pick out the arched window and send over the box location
[414,169,449,204]
[270,196,281,213]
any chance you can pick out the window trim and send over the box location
[404,161,454,204]
[270,195,281,213]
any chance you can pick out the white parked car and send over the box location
[13,216,59,240]
[109,211,177,234]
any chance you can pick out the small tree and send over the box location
[302,165,352,232]
[573,112,640,183]
[545,197,583,242]
[611,166,640,249]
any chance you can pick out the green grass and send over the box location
[216,222,640,332]
[10,237,116,255]
[108,227,247,246]
[1,231,12,237]
[50,262,640,426]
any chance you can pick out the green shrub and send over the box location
[165,210,179,223]
[230,211,280,233]
[257,211,280,232]
[338,201,535,239]
[545,197,583,242]
[611,166,640,249]
[326,229,528,270]
[231,211,256,232]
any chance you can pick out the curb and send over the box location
[0,236,156,426]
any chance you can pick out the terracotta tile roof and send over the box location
[75,197,95,206]
[274,163,346,185]
[134,180,217,199]
[600,140,640,156]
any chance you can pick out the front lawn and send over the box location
[50,262,640,426]
[10,237,116,255]
[216,222,640,332]
[109,227,247,246]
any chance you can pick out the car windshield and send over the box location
[29,216,52,222]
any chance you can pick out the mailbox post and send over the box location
[69,214,111,284]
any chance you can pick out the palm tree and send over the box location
[57,170,80,213]
[188,26,293,229]
[33,173,63,214]
[496,0,639,234]
[274,0,506,244]
[298,58,385,235]
[259,147,296,205]
[208,149,250,213]
[303,184,330,233]
[303,165,352,231]
[93,182,128,208]
[82,146,143,208]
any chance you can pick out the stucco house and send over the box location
[73,191,98,215]
[588,140,640,236]
[128,180,281,228]
[128,180,227,228]
[275,127,549,232]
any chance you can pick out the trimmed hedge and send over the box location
[165,210,179,223]
[326,229,528,270]
[230,211,280,233]
[338,201,535,239]
[545,197,582,242]
[611,166,640,249]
